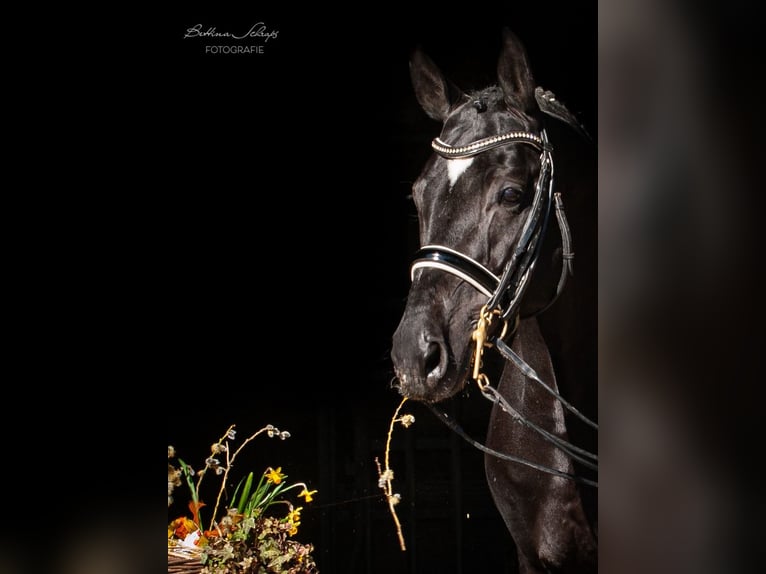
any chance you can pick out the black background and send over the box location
[8,3,766,574]
[162,6,595,573]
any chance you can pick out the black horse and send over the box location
[391,29,597,573]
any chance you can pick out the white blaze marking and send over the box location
[447,158,474,187]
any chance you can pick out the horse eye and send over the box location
[499,186,523,204]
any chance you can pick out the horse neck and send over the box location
[484,315,598,568]
[488,316,569,445]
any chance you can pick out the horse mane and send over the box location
[464,84,589,138]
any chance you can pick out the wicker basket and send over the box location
[168,547,203,574]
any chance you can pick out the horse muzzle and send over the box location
[391,310,460,402]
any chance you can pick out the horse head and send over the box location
[392,29,564,403]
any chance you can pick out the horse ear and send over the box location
[410,48,462,122]
[497,28,536,113]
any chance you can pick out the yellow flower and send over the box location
[264,466,285,484]
[298,488,318,503]
[286,507,302,523]
[286,507,302,536]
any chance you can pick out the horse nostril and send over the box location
[424,341,443,379]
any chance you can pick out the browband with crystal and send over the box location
[431,131,549,159]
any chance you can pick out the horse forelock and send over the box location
[442,86,539,138]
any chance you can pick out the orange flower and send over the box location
[188,500,206,528]
[168,517,197,540]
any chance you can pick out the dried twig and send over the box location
[376,397,414,551]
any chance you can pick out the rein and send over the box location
[411,122,598,486]
[426,404,598,487]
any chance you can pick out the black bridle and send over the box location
[409,125,598,487]
[412,129,572,322]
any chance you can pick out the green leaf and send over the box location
[260,481,289,510]
[237,471,254,513]
[245,474,272,516]
[178,458,198,507]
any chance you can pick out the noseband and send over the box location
[410,128,571,323]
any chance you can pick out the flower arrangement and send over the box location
[168,424,319,574]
